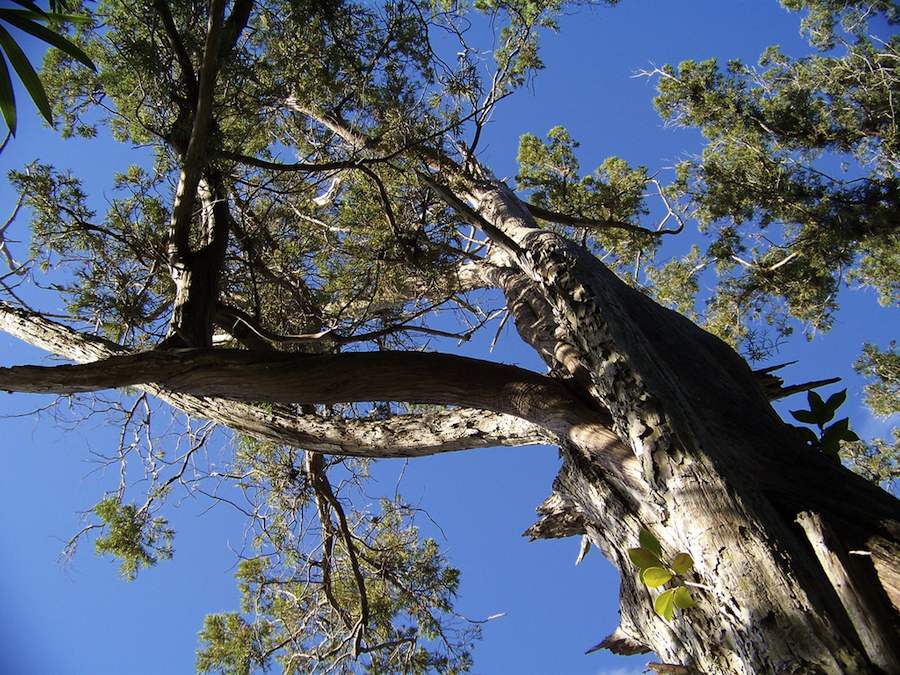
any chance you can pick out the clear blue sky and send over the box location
[0,2,897,674]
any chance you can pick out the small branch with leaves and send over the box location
[627,528,698,621]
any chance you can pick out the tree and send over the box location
[0,1,898,673]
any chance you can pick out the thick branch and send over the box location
[0,349,595,426]
[153,0,198,99]
[0,302,547,457]
[167,0,226,258]
[219,0,254,57]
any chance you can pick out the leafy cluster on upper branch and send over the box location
[654,41,898,353]
[841,341,899,488]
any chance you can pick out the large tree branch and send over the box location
[167,0,226,258]
[219,0,254,57]
[0,302,548,458]
[153,0,198,100]
[0,340,626,466]
[0,349,599,430]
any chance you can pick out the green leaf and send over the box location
[1,11,95,70]
[0,9,92,26]
[654,588,677,621]
[822,417,859,449]
[4,1,48,20]
[808,390,826,416]
[824,417,850,437]
[639,527,663,558]
[673,586,696,609]
[790,409,817,424]
[0,24,51,124]
[0,53,16,134]
[820,418,851,457]
[641,566,673,588]
[671,552,693,575]
[0,9,51,22]
[627,547,662,570]
[824,389,846,414]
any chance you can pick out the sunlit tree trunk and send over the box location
[476,183,900,674]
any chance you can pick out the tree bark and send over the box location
[472,181,900,674]
[0,302,547,458]
[3,176,899,670]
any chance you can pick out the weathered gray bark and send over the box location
[473,182,900,674]
[0,301,547,458]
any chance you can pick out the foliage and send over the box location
[195,437,478,674]
[841,341,899,489]
[2,0,897,669]
[92,496,174,580]
[790,389,860,459]
[856,340,899,418]
[650,8,898,357]
[627,528,696,621]
[779,0,900,50]
[516,126,657,280]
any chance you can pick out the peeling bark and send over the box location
[0,302,546,458]
[2,161,898,670]
[472,181,900,673]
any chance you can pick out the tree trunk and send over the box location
[475,182,900,674]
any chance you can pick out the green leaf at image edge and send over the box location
[0,53,16,134]
[0,10,95,70]
[0,23,51,124]
[654,588,677,621]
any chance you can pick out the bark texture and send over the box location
[473,182,900,674]
[0,302,546,458]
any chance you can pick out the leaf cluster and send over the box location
[92,496,174,581]
[196,491,478,674]
[790,389,860,459]
[517,126,657,279]
[627,528,696,621]
[842,341,899,490]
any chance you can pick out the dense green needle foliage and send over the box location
[193,439,478,674]
[92,496,174,580]
[651,8,898,356]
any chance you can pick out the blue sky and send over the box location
[0,2,897,674]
